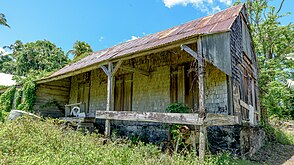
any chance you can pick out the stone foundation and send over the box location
[208,125,265,157]
[95,120,264,157]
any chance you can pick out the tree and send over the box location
[0,13,10,28]
[235,1,294,119]
[67,40,93,60]
[1,40,69,80]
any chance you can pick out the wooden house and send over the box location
[33,4,264,157]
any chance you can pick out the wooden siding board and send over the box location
[201,32,232,76]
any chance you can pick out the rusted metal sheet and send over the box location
[40,4,244,81]
[95,111,240,126]
[201,32,231,76]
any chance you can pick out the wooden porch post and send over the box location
[180,40,207,162]
[197,37,206,163]
[101,61,123,137]
[105,62,113,137]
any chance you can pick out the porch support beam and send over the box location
[120,66,150,76]
[181,40,206,163]
[181,44,197,59]
[95,111,240,126]
[197,37,206,163]
[101,61,123,137]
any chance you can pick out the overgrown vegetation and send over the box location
[0,116,254,165]
[166,103,190,113]
[0,81,36,122]
[0,86,16,122]
[16,81,36,112]
[263,117,294,145]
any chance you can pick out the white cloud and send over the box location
[220,0,231,5]
[163,0,232,14]
[163,0,205,8]
[98,36,104,42]
[0,47,9,56]
[126,35,140,42]
[212,6,221,13]
[131,36,140,40]
[0,73,16,86]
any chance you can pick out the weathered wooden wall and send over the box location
[230,13,260,123]
[67,46,229,115]
[201,32,231,76]
[33,79,70,117]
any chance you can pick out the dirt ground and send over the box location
[249,143,294,165]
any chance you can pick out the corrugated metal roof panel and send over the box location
[45,4,243,79]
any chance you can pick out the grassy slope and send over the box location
[0,117,256,165]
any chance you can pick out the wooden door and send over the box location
[77,72,91,113]
[170,64,199,111]
[114,74,133,111]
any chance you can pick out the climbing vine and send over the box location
[0,81,36,122]
[14,88,23,109]
[166,103,191,152]
[17,81,36,112]
[0,86,16,122]
[0,86,16,112]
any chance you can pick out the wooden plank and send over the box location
[197,37,206,163]
[112,60,123,75]
[39,84,69,91]
[36,88,69,97]
[240,100,250,110]
[120,66,150,76]
[65,102,82,107]
[96,111,198,125]
[178,66,185,103]
[251,80,256,125]
[205,113,240,126]
[95,111,240,126]
[181,44,197,59]
[105,62,113,137]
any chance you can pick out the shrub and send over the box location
[0,117,251,165]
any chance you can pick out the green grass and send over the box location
[0,117,257,165]
[263,119,294,145]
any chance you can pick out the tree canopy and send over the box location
[67,40,93,61]
[0,40,69,82]
[0,13,10,28]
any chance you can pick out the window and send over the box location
[114,74,133,111]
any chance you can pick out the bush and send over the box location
[0,117,251,165]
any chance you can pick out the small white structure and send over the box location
[0,72,16,86]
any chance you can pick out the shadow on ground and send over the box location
[250,143,294,165]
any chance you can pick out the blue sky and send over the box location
[0,0,293,58]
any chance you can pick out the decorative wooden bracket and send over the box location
[101,61,123,77]
[181,44,197,58]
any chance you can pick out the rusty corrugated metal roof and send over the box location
[42,4,244,80]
